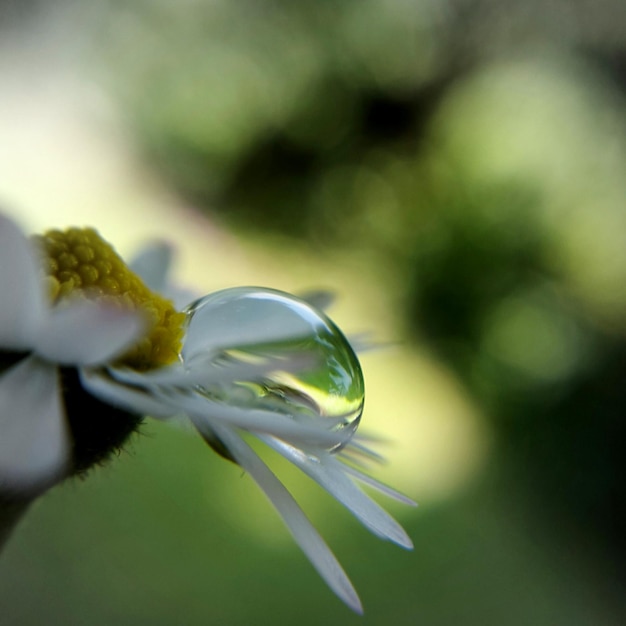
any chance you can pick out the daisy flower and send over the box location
[0,212,414,613]
[0,215,147,491]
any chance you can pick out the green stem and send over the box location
[0,493,32,553]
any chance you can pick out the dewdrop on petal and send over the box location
[34,229,365,452]
[182,287,365,451]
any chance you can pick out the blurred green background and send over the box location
[1,0,626,623]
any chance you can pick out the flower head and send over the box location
[0,215,148,490]
[0,212,413,613]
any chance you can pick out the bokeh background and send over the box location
[1,1,626,624]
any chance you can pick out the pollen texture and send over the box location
[33,227,186,370]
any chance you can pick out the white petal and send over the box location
[0,214,45,350]
[0,356,69,491]
[79,369,178,419]
[163,285,197,310]
[108,353,298,388]
[346,333,382,353]
[35,301,146,365]
[338,439,386,466]
[341,464,417,507]
[172,392,349,449]
[129,241,172,293]
[298,290,335,311]
[200,421,363,614]
[129,242,197,308]
[87,367,350,443]
[262,437,413,549]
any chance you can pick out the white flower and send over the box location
[0,214,414,614]
[0,215,145,491]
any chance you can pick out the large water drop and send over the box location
[182,287,364,449]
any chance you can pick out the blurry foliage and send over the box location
[94,0,626,587]
[96,0,454,239]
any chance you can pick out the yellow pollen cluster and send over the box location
[33,227,186,371]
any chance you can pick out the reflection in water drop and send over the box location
[182,287,364,450]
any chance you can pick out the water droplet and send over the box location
[182,287,364,450]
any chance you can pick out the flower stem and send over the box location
[0,493,32,553]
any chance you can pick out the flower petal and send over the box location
[298,290,335,311]
[35,301,146,366]
[108,352,303,388]
[170,392,349,449]
[0,214,45,350]
[337,438,386,467]
[129,241,172,293]
[341,464,417,507]
[262,437,414,549]
[0,356,69,491]
[197,420,363,614]
[130,242,197,308]
[346,332,381,353]
[86,367,350,446]
[79,369,178,419]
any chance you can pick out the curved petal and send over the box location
[166,287,197,310]
[337,439,386,467]
[35,301,146,366]
[0,214,45,350]
[0,356,69,491]
[129,241,172,293]
[130,242,196,308]
[262,436,413,549]
[341,464,417,507]
[345,333,382,354]
[298,290,335,311]
[79,369,178,419]
[170,392,349,449]
[108,353,297,388]
[198,420,363,614]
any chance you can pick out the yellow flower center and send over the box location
[33,227,186,371]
